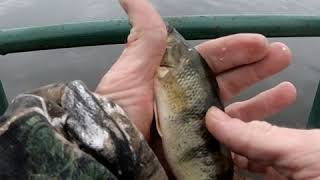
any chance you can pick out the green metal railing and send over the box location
[1,15,320,127]
[1,16,320,55]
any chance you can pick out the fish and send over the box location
[154,25,234,180]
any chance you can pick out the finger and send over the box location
[217,42,292,101]
[225,82,296,121]
[119,0,167,58]
[96,0,167,139]
[206,107,306,163]
[97,0,167,91]
[196,33,269,74]
[119,0,163,30]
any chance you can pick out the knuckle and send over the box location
[144,24,167,41]
[127,27,141,44]
[249,64,263,82]
[237,33,268,63]
[242,121,274,155]
[246,34,268,52]
[127,23,167,46]
[247,121,273,135]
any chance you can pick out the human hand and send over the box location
[204,92,320,180]
[96,0,294,146]
[96,0,167,140]
[96,0,298,179]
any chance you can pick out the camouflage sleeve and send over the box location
[0,80,167,180]
[0,86,118,180]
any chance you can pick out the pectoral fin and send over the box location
[153,100,163,138]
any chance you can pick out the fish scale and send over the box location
[154,25,234,180]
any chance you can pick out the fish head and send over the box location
[155,25,194,116]
[157,25,191,80]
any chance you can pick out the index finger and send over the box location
[196,34,269,74]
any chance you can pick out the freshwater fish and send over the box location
[154,25,234,180]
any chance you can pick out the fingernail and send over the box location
[206,107,230,135]
[206,106,225,122]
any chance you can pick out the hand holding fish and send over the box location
[0,0,311,179]
[96,0,300,179]
[96,0,293,141]
[206,102,320,180]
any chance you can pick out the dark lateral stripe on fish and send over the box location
[178,145,212,163]
[178,141,222,163]
[166,92,214,115]
[216,167,234,180]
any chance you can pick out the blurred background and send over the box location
[1,0,320,129]
[2,1,320,179]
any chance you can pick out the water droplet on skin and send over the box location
[217,47,227,61]
[282,46,287,51]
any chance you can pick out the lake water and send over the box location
[1,0,320,136]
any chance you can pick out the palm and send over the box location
[96,64,158,140]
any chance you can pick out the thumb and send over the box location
[96,0,167,96]
[96,0,167,140]
[206,107,305,163]
[108,0,167,79]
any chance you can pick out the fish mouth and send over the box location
[165,23,174,34]
[160,64,173,68]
